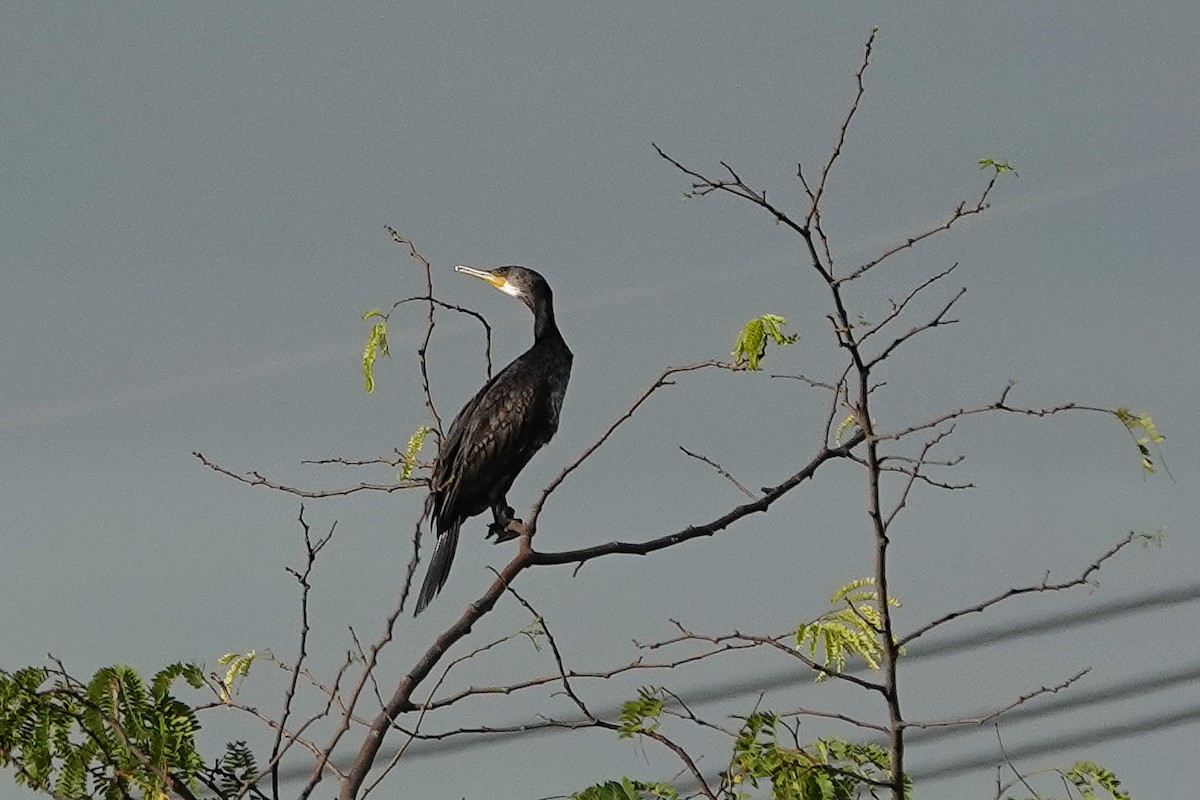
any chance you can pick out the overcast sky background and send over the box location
[3,3,1198,798]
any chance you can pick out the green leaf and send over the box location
[796,578,900,681]
[979,157,1019,177]
[399,425,431,480]
[572,778,680,800]
[1114,407,1166,474]
[732,313,799,370]
[0,661,208,799]
[217,651,256,701]
[618,687,666,739]
[834,415,858,445]
[362,320,390,393]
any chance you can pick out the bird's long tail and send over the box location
[414,520,460,615]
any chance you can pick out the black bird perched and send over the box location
[414,265,572,615]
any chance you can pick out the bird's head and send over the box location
[455,265,551,313]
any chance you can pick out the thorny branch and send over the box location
[857,262,959,345]
[385,227,445,437]
[362,622,530,798]
[906,668,1090,730]
[527,360,739,535]
[679,445,759,499]
[529,432,865,568]
[384,293,494,380]
[837,168,1001,285]
[899,531,1148,647]
[877,382,1114,443]
[866,286,965,368]
[333,423,864,800]
[266,507,334,800]
[193,451,423,497]
[882,426,957,530]
[800,26,877,271]
[643,621,885,695]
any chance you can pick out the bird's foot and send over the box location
[486,517,526,543]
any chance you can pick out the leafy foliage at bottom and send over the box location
[0,663,206,800]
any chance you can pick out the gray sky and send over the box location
[3,3,1198,798]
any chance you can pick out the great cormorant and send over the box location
[414,265,572,615]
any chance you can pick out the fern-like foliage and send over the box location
[979,157,1019,177]
[1002,759,1133,800]
[399,425,430,480]
[0,662,206,800]
[732,313,799,370]
[208,739,260,798]
[795,578,901,681]
[572,778,681,800]
[361,309,390,393]
[217,651,256,701]
[1114,407,1166,474]
[618,687,666,739]
[1064,761,1131,800]
[834,415,859,445]
[729,712,907,799]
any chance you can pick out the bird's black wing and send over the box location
[440,356,551,520]
[416,358,550,614]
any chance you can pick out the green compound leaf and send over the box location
[834,415,858,445]
[979,157,1019,177]
[1065,761,1131,800]
[362,317,390,394]
[399,426,430,480]
[730,715,907,800]
[796,578,900,681]
[0,661,208,800]
[618,687,666,739]
[1005,760,1134,800]
[1114,407,1166,474]
[572,778,680,800]
[214,740,259,797]
[732,313,799,370]
[217,651,256,702]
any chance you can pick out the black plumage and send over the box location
[414,266,572,615]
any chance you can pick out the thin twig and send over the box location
[805,27,878,273]
[384,229,445,436]
[527,361,737,534]
[838,172,999,285]
[900,532,1143,646]
[858,263,959,345]
[193,452,421,497]
[266,508,334,800]
[679,446,758,498]
[866,286,965,369]
[907,668,1090,730]
[529,432,864,568]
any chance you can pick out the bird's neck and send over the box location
[533,305,562,344]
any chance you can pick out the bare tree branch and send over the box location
[529,433,864,567]
[679,445,759,499]
[866,286,965,369]
[265,507,334,800]
[527,360,738,533]
[900,531,1145,647]
[193,451,422,497]
[803,27,878,273]
[837,172,1000,285]
[906,668,1090,730]
[857,263,959,345]
[384,229,446,436]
